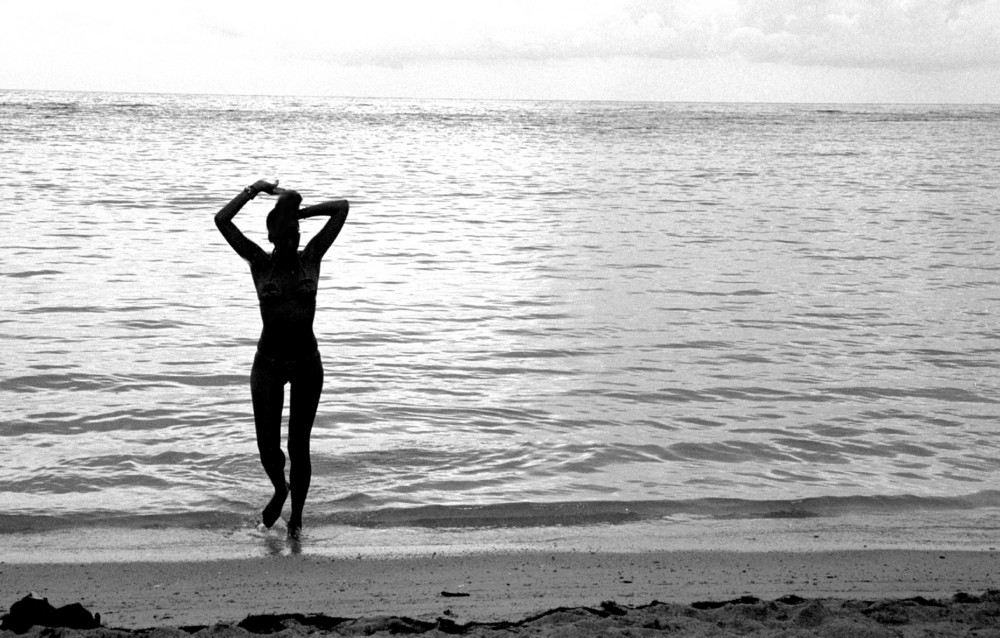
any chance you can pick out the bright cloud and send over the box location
[2,0,999,101]
[223,0,1000,70]
[727,0,1000,69]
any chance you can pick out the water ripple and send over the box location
[3,92,999,526]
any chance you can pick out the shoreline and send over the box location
[4,507,999,566]
[3,549,998,630]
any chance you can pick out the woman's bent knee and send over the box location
[258,444,285,465]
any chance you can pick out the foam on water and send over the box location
[5,505,999,564]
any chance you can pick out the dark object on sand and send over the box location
[1,593,101,634]
[691,595,762,610]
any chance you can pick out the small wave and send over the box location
[826,386,997,404]
[28,102,81,112]
[21,305,104,315]
[4,270,63,278]
[308,490,1000,528]
[3,372,246,394]
[664,288,773,297]
[2,491,997,534]
[112,318,193,330]
[110,102,154,109]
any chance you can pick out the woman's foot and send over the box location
[261,482,289,528]
[287,502,302,540]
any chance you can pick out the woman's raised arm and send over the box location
[214,180,277,263]
[300,199,350,262]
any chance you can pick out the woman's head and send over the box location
[267,190,302,249]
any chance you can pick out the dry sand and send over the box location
[2,549,1000,636]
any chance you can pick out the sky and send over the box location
[3,0,999,103]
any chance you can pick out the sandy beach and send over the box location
[3,549,999,636]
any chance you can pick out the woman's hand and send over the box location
[251,179,280,195]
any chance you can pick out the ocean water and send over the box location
[2,90,999,559]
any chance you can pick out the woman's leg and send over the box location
[250,352,289,527]
[286,352,324,537]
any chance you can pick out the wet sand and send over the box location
[2,550,999,636]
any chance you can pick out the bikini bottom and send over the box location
[251,349,323,388]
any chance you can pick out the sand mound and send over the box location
[4,591,1000,638]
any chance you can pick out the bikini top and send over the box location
[257,256,318,301]
[259,276,317,300]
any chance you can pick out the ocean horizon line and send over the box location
[3,86,998,107]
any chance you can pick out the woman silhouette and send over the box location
[215,179,349,538]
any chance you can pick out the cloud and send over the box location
[3,0,997,101]
[727,0,1000,70]
[234,0,1000,72]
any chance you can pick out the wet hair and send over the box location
[266,190,303,243]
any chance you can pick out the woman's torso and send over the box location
[250,251,320,360]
